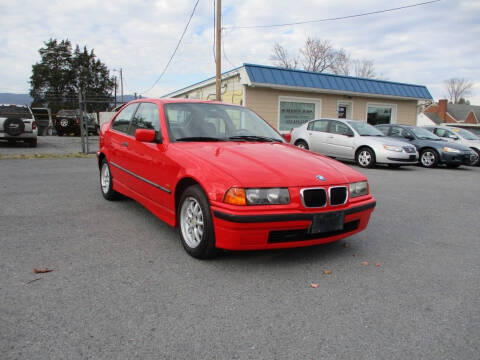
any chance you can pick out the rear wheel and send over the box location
[100,158,120,200]
[419,148,438,168]
[178,185,217,259]
[356,147,376,168]
[295,140,309,150]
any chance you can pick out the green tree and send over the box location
[30,38,114,114]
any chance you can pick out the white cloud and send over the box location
[1,0,479,103]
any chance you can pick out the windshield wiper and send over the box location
[176,136,225,142]
[228,135,281,142]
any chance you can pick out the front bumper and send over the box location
[376,150,418,165]
[440,151,476,165]
[211,199,376,250]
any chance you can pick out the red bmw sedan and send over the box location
[98,99,376,258]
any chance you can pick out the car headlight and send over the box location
[349,181,369,198]
[442,146,461,153]
[224,188,290,205]
[383,145,403,152]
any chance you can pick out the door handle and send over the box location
[122,141,129,147]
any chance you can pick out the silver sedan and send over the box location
[290,118,418,168]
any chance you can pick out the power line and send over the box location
[226,0,441,30]
[140,0,200,96]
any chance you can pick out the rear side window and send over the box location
[0,105,32,119]
[128,103,160,136]
[112,103,138,133]
[308,120,329,132]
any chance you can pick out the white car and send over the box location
[290,118,418,168]
[423,125,480,166]
[0,104,37,147]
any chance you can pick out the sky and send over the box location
[1,0,479,103]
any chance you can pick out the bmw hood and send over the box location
[176,142,365,187]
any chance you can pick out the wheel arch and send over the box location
[98,152,106,169]
[355,145,375,158]
[174,177,209,223]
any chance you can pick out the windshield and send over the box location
[410,127,441,140]
[451,127,479,140]
[164,103,284,142]
[346,120,384,136]
[0,105,32,119]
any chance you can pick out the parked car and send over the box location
[290,118,418,168]
[55,109,99,136]
[31,107,52,136]
[444,123,480,137]
[0,104,37,147]
[375,124,477,168]
[98,99,376,259]
[423,125,480,166]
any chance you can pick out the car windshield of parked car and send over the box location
[0,105,32,119]
[164,103,284,142]
[410,127,441,140]
[451,127,479,140]
[346,121,384,136]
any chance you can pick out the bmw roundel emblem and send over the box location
[316,175,326,181]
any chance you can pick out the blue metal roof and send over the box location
[244,63,432,100]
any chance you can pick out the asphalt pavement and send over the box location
[0,154,479,359]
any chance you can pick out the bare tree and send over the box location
[271,43,298,69]
[270,36,379,79]
[353,59,377,78]
[300,37,336,73]
[445,78,474,103]
[330,49,351,76]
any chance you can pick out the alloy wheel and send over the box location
[358,150,372,167]
[421,151,436,167]
[101,162,110,194]
[180,196,205,249]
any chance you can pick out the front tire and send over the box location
[471,149,480,167]
[356,147,376,168]
[419,148,438,168]
[100,158,120,200]
[178,185,217,259]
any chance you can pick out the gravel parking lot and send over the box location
[0,139,479,359]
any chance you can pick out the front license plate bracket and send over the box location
[308,211,345,234]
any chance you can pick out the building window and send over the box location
[337,101,353,119]
[367,103,396,125]
[278,97,321,131]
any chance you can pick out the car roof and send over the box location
[127,98,230,106]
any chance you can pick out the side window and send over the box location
[129,103,160,136]
[311,120,329,132]
[376,125,389,136]
[111,103,138,133]
[390,127,404,138]
[435,128,451,138]
[329,121,349,135]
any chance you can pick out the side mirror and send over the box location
[346,131,354,137]
[449,134,459,140]
[404,134,414,140]
[135,129,156,143]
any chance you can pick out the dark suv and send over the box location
[55,109,99,136]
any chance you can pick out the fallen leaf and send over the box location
[343,242,350,248]
[33,268,53,274]
[375,262,382,267]
[352,253,357,257]
[310,283,319,288]
[323,270,332,275]
[360,261,369,266]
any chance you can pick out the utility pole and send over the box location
[215,0,221,101]
[114,76,117,108]
[120,68,124,104]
